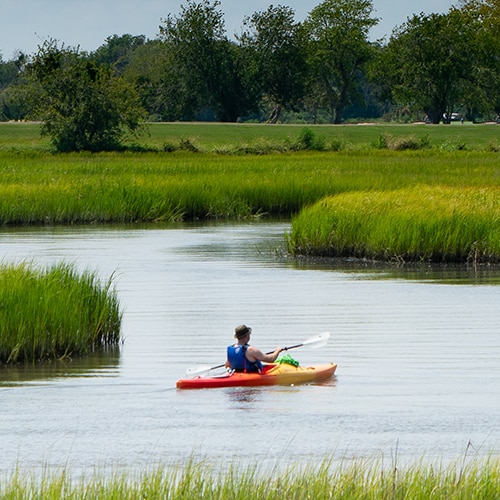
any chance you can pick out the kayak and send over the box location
[176,362,337,389]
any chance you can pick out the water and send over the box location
[0,221,499,475]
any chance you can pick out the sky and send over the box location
[2,0,457,60]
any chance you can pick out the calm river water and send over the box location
[0,221,499,475]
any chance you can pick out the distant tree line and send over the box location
[0,0,498,150]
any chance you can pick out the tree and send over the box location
[303,0,378,123]
[458,0,500,119]
[92,34,147,74]
[378,9,476,123]
[120,40,168,119]
[26,40,146,151]
[158,0,254,121]
[238,5,307,123]
[0,52,27,121]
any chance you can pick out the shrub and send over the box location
[25,40,146,152]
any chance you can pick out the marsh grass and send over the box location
[287,186,500,263]
[0,262,122,364]
[0,149,499,225]
[1,456,498,499]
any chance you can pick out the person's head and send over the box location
[234,324,252,342]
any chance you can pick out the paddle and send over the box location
[185,332,331,378]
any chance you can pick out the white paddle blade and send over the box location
[302,332,331,349]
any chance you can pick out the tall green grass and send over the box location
[287,186,500,263]
[0,262,122,364]
[1,457,498,499]
[0,150,499,224]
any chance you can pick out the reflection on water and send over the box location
[291,257,500,285]
[0,348,120,387]
[0,221,498,475]
[226,387,265,405]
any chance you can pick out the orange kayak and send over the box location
[176,362,337,389]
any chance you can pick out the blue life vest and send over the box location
[227,344,263,373]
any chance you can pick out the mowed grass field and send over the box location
[0,121,499,262]
[1,121,498,152]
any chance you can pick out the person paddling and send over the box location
[226,324,283,373]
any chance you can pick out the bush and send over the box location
[25,40,146,152]
[295,127,326,151]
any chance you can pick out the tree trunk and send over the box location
[267,105,282,124]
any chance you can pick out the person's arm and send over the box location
[246,346,282,363]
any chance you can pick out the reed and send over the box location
[0,262,122,364]
[287,186,500,263]
[1,456,498,499]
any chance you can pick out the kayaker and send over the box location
[226,324,283,373]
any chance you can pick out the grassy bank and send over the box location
[287,186,500,264]
[1,457,499,499]
[0,263,122,364]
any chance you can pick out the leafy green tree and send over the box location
[92,34,147,74]
[158,0,254,121]
[458,0,500,119]
[238,5,307,123]
[303,0,378,123]
[26,40,146,151]
[120,40,168,119]
[378,9,476,123]
[0,54,22,89]
[0,52,27,120]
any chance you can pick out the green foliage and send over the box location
[0,54,22,90]
[92,33,147,73]
[158,0,255,122]
[25,40,146,152]
[0,53,27,120]
[2,1,500,125]
[0,263,122,364]
[238,4,308,122]
[303,0,378,124]
[459,0,500,117]
[295,127,326,150]
[377,2,497,123]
